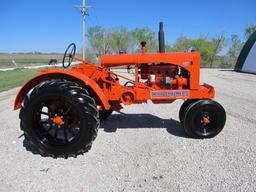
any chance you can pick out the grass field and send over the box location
[0,68,37,92]
[0,53,63,68]
[0,53,86,92]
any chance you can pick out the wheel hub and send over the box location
[201,116,210,125]
[53,115,64,126]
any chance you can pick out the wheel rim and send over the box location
[33,97,81,147]
[194,108,217,136]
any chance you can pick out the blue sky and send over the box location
[0,0,255,53]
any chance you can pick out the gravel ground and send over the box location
[0,69,256,192]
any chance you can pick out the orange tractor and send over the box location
[14,23,226,158]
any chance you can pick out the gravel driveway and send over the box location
[0,69,255,192]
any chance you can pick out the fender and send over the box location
[14,69,111,110]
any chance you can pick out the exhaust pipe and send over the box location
[158,22,165,53]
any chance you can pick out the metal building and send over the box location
[235,31,256,74]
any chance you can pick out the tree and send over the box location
[225,35,243,67]
[86,25,231,68]
[170,36,217,67]
[245,24,256,39]
[165,43,175,52]
[110,27,130,54]
[131,27,157,52]
[209,33,226,68]
[87,26,113,57]
[169,36,192,52]
[85,47,99,64]
[193,37,217,67]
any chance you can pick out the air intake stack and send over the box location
[158,22,165,53]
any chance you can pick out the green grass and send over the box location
[0,68,38,92]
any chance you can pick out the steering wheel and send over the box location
[62,43,76,68]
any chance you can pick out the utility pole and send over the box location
[74,0,94,60]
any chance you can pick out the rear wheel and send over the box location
[20,80,99,158]
[183,99,226,138]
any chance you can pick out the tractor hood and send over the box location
[100,52,200,67]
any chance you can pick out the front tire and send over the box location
[179,99,198,126]
[183,99,226,138]
[20,80,99,158]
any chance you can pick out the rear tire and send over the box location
[20,80,99,158]
[183,99,226,138]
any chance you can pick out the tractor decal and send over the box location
[151,90,190,99]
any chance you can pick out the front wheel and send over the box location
[183,99,226,138]
[179,99,198,126]
[20,80,99,158]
